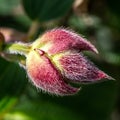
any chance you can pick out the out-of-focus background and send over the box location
[0,0,120,120]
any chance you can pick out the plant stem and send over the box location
[3,42,31,56]
[27,20,40,41]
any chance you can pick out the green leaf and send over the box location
[0,57,27,115]
[4,96,82,120]
[0,0,20,15]
[22,0,74,22]
[107,0,120,15]
[3,80,117,120]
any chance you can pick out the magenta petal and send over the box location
[40,28,98,54]
[26,49,79,96]
[59,52,112,83]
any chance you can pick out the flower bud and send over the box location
[26,28,113,96]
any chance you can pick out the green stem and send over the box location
[3,42,31,56]
[0,31,31,64]
[27,20,40,41]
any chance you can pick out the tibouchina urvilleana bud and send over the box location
[26,28,113,96]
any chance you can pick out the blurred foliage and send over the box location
[0,0,120,120]
[22,0,74,22]
[0,0,19,15]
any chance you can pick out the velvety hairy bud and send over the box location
[26,49,79,96]
[32,28,98,55]
[26,28,113,96]
[53,51,113,84]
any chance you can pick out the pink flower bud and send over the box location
[26,28,113,96]
[26,49,79,96]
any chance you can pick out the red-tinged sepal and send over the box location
[26,49,80,96]
[33,28,98,55]
[53,51,113,84]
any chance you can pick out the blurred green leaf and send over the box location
[0,57,27,116]
[69,15,101,32]
[22,0,74,22]
[14,14,32,30]
[107,0,120,15]
[4,96,83,120]
[3,80,117,120]
[107,11,120,31]
[0,0,20,15]
[96,26,113,52]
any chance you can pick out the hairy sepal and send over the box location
[26,49,80,96]
[53,51,113,84]
[32,28,98,55]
